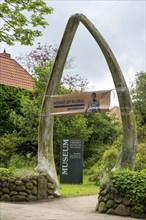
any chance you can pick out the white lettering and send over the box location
[62,139,69,175]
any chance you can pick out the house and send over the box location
[0,50,34,90]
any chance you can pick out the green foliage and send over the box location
[0,133,21,167]
[110,169,146,213]
[33,62,53,105]
[88,136,146,184]
[131,71,146,141]
[0,155,37,177]
[0,167,13,177]
[136,123,146,142]
[0,0,53,45]
[12,167,38,177]
[136,143,146,171]
[85,116,121,169]
[88,140,120,183]
[9,95,39,148]
[0,85,33,135]
[8,154,37,169]
[0,86,38,164]
[86,113,121,145]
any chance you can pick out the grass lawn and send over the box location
[60,175,99,197]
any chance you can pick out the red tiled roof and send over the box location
[0,52,34,90]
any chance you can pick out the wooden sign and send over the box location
[50,90,111,116]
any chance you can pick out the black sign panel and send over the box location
[60,138,84,184]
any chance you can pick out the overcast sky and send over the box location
[1,0,146,106]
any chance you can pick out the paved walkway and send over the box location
[1,195,140,220]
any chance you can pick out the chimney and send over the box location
[0,49,11,58]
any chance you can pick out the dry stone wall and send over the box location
[96,185,146,219]
[0,174,56,202]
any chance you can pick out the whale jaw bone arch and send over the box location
[37,14,137,195]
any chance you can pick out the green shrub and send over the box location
[0,155,37,177]
[0,133,19,167]
[110,169,146,213]
[88,138,146,184]
[0,85,33,136]
[8,154,37,169]
[90,148,119,183]
[0,167,14,177]
[136,143,146,171]
[88,143,120,183]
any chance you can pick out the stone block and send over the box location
[47,182,55,190]
[28,195,37,201]
[2,187,9,193]
[21,177,30,182]
[8,178,15,183]
[115,204,131,216]
[48,195,54,199]
[15,180,24,186]
[107,208,115,214]
[10,185,16,190]
[37,175,47,199]
[104,193,114,202]
[32,186,37,195]
[19,191,28,196]
[11,195,28,201]
[31,179,37,186]
[25,189,31,195]
[2,181,8,187]
[10,191,18,196]
[106,199,115,208]
[100,189,108,196]
[1,194,10,201]
[16,185,26,191]
[7,182,14,190]
[98,202,107,213]
[47,189,54,195]
[114,196,123,204]
[1,178,8,183]
[25,182,33,189]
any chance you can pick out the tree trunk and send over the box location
[37,13,137,195]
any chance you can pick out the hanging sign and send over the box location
[50,90,111,116]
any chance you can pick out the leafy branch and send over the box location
[0,0,53,45]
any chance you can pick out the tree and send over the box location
[9,95,39,155]
[16,43,57,72]
[131,71,146,141]
[16,43,75,73]
[61,73,89,91]
[0,0,53,45]
[33,62,53,105]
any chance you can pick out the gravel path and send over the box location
[0,195,140,220]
